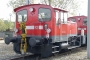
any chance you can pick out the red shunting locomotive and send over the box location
[5,4,86,57]
[68,15,87,45]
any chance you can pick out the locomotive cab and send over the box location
[68,16,87,35]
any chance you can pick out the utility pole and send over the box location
[9,14,12,30]
[48,0,52,5]
[26,0,30,5]
[87,0,90,58]
[9,14,12,22]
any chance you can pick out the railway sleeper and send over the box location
[10,54,41,60]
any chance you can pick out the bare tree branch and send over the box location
[8,0,81,16]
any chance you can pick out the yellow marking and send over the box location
[20,22,27,54]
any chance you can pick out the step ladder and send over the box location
[52,46,59,53]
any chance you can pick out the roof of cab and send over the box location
[53,8,68,12]
[68,16,87,18]
[14,4,52,12]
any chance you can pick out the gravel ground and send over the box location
[0,40,89,60]
[43,47,88,60]
[0,40,17,60]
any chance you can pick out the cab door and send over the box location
[54,10,61,42]
[60,11,68,42]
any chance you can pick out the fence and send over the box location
[0,31,14,40]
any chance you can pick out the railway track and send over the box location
[10,54,41,60]
[5,46,86,60]
[57,46,86,56]
[42,46,86,60]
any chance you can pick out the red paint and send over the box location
[68,16,87,35]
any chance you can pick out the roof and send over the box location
[53,8,68,12]
[14,4,51,12]
[68,16,87,18]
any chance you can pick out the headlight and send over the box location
[46,28,51,34]
[46,28,51,38]
[30,8,34,12]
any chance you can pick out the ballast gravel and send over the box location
[0,40,89,60]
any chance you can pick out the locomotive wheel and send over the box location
[4,37,11,44]
[41,44,52,58]
[13,43,21,54]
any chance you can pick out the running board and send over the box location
[52,51,59,53]
[52,46,59,48]
[68,46,80,49]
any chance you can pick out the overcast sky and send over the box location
[0,0,88,22]
[78,0,88,16]
[0,0,14,21]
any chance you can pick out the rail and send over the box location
[10,54,41,60]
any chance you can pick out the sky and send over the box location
[0,0,88,22]
[0,0,15,21]
[78,0,88,16]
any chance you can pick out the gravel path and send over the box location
[0,40,89,60]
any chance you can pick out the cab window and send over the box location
[70,18,76,22]
[38,8,51,22]
[55,10,59,25]
[83,18,87,25]
[17,10,27,22]
[61,12,64,23]
[61,12,67,23]
[64,12,68,23]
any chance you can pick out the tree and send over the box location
[0,19,6,31]
[8,0,32,9]
[8,0,82,16]
[4,20,15,31]
[41,0,81,16]
[0,19,15,31]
